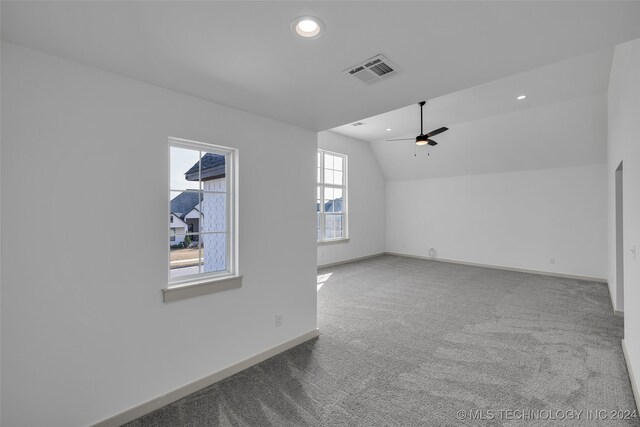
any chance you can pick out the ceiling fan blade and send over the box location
[386,138,415,141]
[426,127,448,137]
[427,139,438,146]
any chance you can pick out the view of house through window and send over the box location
[317,150,347,241]
[169,139,235,282]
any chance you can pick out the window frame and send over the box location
[317,149,348,244]
[165,137,240,301]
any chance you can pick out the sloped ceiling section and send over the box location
[332,49,612,180]
[2,1,640,131]
[370,93,607,181]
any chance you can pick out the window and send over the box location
[317,150,347,242]
[168,138,238,290]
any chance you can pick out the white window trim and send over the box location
[317,149,348,244]
[163,274,243,303]
[166,137,240,302]
[318,238,350,246]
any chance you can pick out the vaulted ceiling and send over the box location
[3,1,640,132]
[331,49,612,180]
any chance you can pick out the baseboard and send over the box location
[607,281,618,315]
[317,252,385,269]
[384,252,607,283]
[92,329,320,427]
[604,280,625,317]
[621,339,640,412]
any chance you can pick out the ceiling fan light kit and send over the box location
[415,135,430,146]
[386,100,449,147]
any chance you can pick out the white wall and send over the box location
[387,164,607,279]
[317,131,386,266]
[0,42,317,427]
[607,37,640,393]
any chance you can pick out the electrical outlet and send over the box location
[275,313,284,327]
[549,258,556,265]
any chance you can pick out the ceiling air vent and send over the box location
[351,122,365,127]
[344,54,399,85]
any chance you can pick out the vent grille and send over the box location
[350,122,365,127]
[344,55,399,85]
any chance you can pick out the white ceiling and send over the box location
[332,48,614,142]
[2,1,640,132]
[368,92,607,181]
[344,49,613,181]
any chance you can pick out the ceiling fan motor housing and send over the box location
[415,134,430,145]
[386,100,447,145]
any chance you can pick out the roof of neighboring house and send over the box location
[185,153,225,182]
[170,191,202,219]
[317,197,344,213]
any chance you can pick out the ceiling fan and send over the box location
[387,101,448,146]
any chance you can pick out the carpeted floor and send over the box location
[126,255,638,426]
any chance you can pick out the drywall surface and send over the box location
[387,164,607,279]
[607,37,640,394]
[371,92,607,181]
[317,131,386,266]
[0,42,317,426]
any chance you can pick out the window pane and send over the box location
[170,146,201,191]
[317,150,346,242]
[200,193,226,233]
[170,236,201,279]
[170,190,202,235]
[324,153,334,170]
[325,169,334,185]
[334,171,343,186]
[334,156,343,171]
[324,188,343,213]
[323,187,333,211]
[201,232,227,273]
[326,214,344,239]
[169,140,235,284]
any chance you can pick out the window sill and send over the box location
[318,238,350,246]
[163,275,242,303]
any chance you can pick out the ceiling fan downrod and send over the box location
[419,101,426,136]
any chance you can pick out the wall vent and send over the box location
[344,54,400,85]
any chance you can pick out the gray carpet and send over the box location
[126,255,638,426]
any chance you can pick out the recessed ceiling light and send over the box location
[298,20,318,33]
[517,95,527,100]
[291,16,324,39]
[386,128,392,131]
